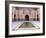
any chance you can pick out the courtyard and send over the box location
[12,21,40,30]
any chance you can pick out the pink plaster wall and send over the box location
[12,7,40,21]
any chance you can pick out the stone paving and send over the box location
[12,21,40,30]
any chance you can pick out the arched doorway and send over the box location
[37,14,39,21]
[14,14,16,21]
[25,15,29,21]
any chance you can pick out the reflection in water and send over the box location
[19,22,35,28]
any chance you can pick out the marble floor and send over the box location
[12,21,40,30]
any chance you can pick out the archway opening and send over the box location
[14,14,16,21]
[25,15,29,21]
